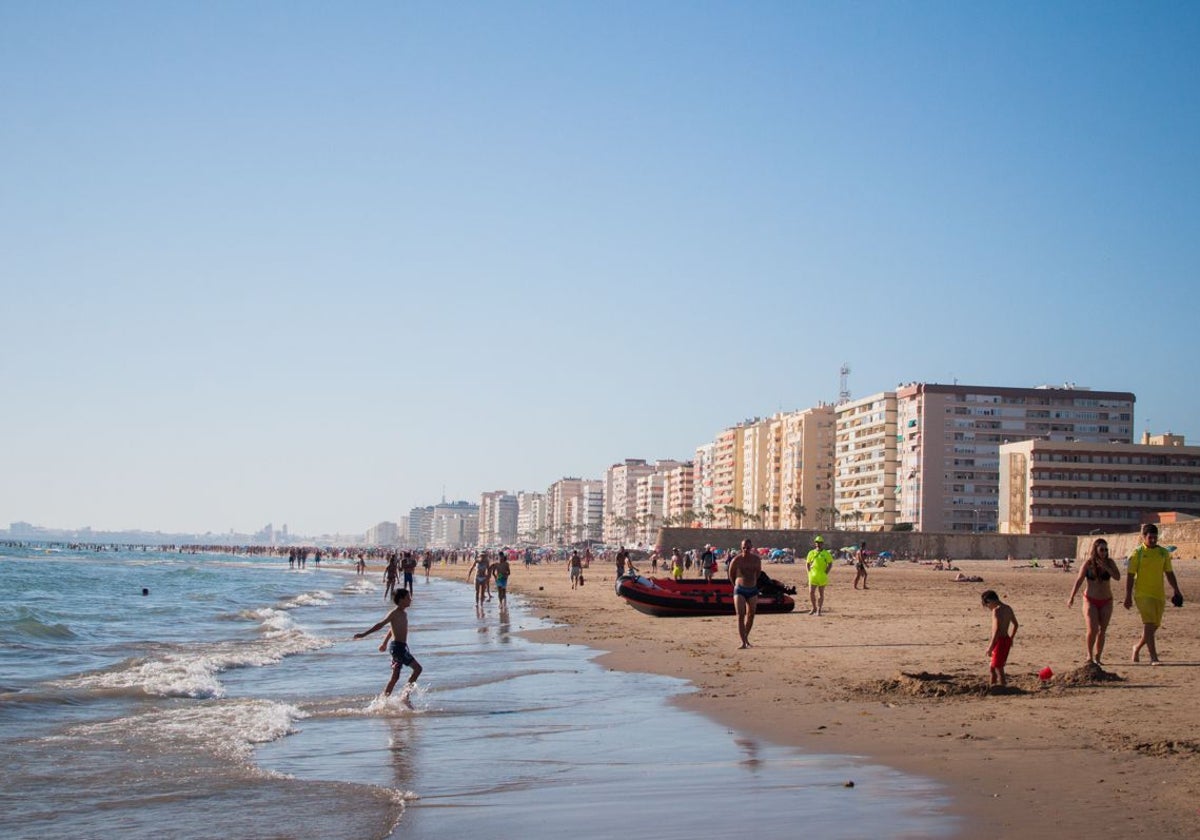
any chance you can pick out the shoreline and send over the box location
[419,557,1198,839]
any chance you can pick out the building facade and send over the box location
[478,491,519,546]
[516,491,546,544]
[835,392,898,531]
[603,459,656,544]
[897,383,1135,533]
[999,433,1200,535]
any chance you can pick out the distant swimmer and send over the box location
[142,588,149,596]
[354,588,422,697]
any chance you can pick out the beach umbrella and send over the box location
[879,551,894,559]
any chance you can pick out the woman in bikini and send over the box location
[1067,539,1121,665]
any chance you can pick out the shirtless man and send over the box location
[728,538,763,649]
[491,552,511,608]
[354,588,422,696]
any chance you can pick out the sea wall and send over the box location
[1076,520,1200,561]
[655,528,1077,561]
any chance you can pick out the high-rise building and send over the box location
[835,392,898,531]
[429,501,479,549]
[661,461,695,527]
[516,491,546,544]
[776,404,836,529]
[603,459,655,544]
[546,477,603,545]
[692,443,715,524]
[406,506,434,547]
[365,521,400,545]
[478,491,519,546]
[897,383,1135,533]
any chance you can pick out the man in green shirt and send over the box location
[806,535,834,616]
[1124,523,1184,664]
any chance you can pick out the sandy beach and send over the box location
[428,557,1199,839]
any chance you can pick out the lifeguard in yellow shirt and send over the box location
[806,535,834,616]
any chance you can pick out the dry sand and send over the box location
[428,557,1199,839]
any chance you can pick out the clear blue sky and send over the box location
[3,2,1197,535]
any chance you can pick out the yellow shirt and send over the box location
[806,549,833,586]
[1128,545,1173,600]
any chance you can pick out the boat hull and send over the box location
[615,575,796,617]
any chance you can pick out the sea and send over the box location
[0,544,956,839]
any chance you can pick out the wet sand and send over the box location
[427,557,1200,839]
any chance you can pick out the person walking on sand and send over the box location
[982,590,1018,687]
[1124,523,1184,664]
[806,536,834,615]
[670,548,685,581]
[1067,538,1120,665]
[569,550,583,590]
[354,588,422,697]
[729,538,762,649]
[854,540,870,590]
[701,544,716,583]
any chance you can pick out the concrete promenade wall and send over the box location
[655,528,1077,561]
[1076,520,1200,562]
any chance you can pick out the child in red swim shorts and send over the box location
[982,590,1019,687]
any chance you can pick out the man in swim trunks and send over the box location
[729,538,762,649]
[354,588,423,697]
[491,552,511,608]
[982,590,1018,687]
[806,536,834,616]
[1124,523,1184,664]
[401,552,417,592]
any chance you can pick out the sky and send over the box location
[2,2,1198,536]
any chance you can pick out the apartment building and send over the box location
[692,443,715,523]
[711,423,751,526]
[365,521,400,546]
[603,459,656,544]
[478,491,518,546]
[516,491,546,544]
[406,505,434,547]
[777,404,836,529]
[546,477,603,545]
[634,472,666,546]
[897,383,1135,533]
[999,433,1200,535]
[739,420,772,528]
[661,460,696,526]
[834,392,898,530]
[429,501,479,549]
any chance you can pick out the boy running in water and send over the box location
[355,589,422,696]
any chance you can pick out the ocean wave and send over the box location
[6,615,77,642]
[276,590,333,610]
[62,698,308,763]
[341,578,376,595]
[55,627,333,699]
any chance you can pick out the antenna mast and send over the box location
[838,363,851,405]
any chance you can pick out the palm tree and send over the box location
[791,502,806,529]
[759,503,772,530]
[703,504,716,527]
